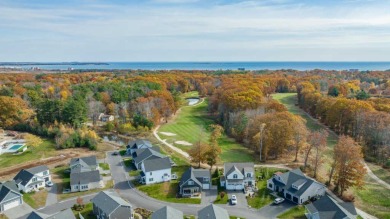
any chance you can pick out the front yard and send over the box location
[22,190,48,209]
[72,202,94,219]
[99,163,110,170]
[247,167,287,209]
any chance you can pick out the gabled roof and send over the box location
[275,169,324,197]
[143,157,171,172]
[133,148,165,164]
[91,191,132,216]
[70,170,101,185]
[27,209,76,219]
[13,165,49,187]
[70,156,97,167]
[306,195,357,219]
[198,204,229,219]
[224,163,254,176]
[127,139,152,149]
[132,146,160,158]
[0,181,21,203]
[180,167,210,187]
[151,206,183,219]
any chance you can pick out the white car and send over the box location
[231,195,238,205]
[45,181,53,187]
[274,197,285,205]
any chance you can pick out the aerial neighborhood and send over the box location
[1,71,389,219]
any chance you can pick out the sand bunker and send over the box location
[175,141,193,146]
[160,132,177,136]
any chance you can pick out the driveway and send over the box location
[45,184,58,207]
[227,191,248,208]
[201,186,217,205]
[4,203,34,219]
[257,201,295,219]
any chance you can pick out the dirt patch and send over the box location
[174,141,192,146]
[159,132,177,136]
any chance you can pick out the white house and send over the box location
[0,181,23,212]
[133,148,166,170]
[267,169,326,204]
[98,113,114,122]
[13,166,51,193]
[70,156,103,192]
[140,157,172,185]
[220,163,255,190]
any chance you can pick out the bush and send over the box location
[220,192,225,198]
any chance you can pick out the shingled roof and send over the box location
[143,157,171,172]
[198,204,229,219]
[0,181,21,204]
[91,190,132,217]
[306,195,357,219]
[13,165,48,186]
[70,170,101,186]
[180,167,210,187]
[151,206,183,219]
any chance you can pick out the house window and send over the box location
[150,172,152,176]
[75,186,79,189]
[203,177,209,182]
[32,177,37,182]
[233,174,238,179]
[43,171,48,175]
[247,173,251,178]
[188,181,194,185]
[81,185,88,189]
[149,178,154,182]
[269,183,273,188]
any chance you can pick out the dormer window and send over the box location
[233,174,238,179]
[188,180,194,185]
[246,173,251,178]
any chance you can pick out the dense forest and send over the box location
[0,70,389,168]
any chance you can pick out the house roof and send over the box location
[133,148,165,164]
[151,206,183,219]
[180,167,210,187]
[224,163,254,176]
[27,165,49,175]
[27,209,76,219]
[198,204,229,219]
[306,195,357,219]
[143,157,171,172]
[127,139,152,149]
[13,165,49,187]
[70,170,101,185]
[132,147,160,157]
[70,156,97,167]
[0,181,21,203]
[91,190,132,216]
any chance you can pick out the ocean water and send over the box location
[2,62,390,71]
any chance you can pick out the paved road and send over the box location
[45,184,57,207]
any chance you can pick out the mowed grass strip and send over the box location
[277,205,306,219]
[159,96,254,163]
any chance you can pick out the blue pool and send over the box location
[9,144,24,150]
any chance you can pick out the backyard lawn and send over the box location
[72,203,94,219]
[247,167,287,209]
[158,92,254,163]
[277,205,306,219]
[0,139,57,169]
[22,190,48,209]
[99,163,110,170]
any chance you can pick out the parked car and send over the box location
[231,195,238,205]
[274,197,285,205]
[63,188,71,194]
[113,151,119,156]
[45,181,54,187]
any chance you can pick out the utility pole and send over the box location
[259,123,266,162]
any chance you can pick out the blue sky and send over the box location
[1,0,390,61]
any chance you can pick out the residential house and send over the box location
[140,157,171,185]
[305,195,357,219]
[26,208,76,219]
[0,181,23,212]
[13,165,51,193]
[267,169,326,204]
[220,163,255,190]
[91,190,133,219]
[70,156,103,192]
[98,113,115,122]
[198,204,229,219]
[151,206,183,219]
[179,167,210,197]
[133,148,165,170]
[126,139,153,155]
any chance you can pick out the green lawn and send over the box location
[277,205,306,219]
[135,165,201,204]
[99,163,110,170]
[366,162,390,184]
[73,203,94,219]
[58,180,114,200]
[0,139,57,169]
[158,92,254,163]
[22,190,48,209]
[129,170,141,177]
[247,168,287,209]
[214,192,228,204]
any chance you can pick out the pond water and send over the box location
[102,134,127,146]
[187,98,200,106]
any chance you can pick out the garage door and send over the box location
[3,199,20,211]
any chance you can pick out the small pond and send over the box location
[187,98,200,106]
[102,134,127,146]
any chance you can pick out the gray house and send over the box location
[151,206,183,219]
[14,165,51,193]
[70,170,102,192]
[198,204,229,219]
[267,169,326,204]
[70,156,98,172]
[305,195,357,219]
[26,208,76,219]
[91,190,133,219]
[133,148,165,170]
[126,139,153,155]
[0,181,23,212]
[179,167,211,197]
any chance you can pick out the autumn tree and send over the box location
[292,116,308,162]
[303,130,328,178]
[189,128,209,167]
[205,124,223,169]
[0,96,33,127]
[24,133,43,149]
[332,136,366,195]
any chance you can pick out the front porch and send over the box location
[181,186,201,198]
